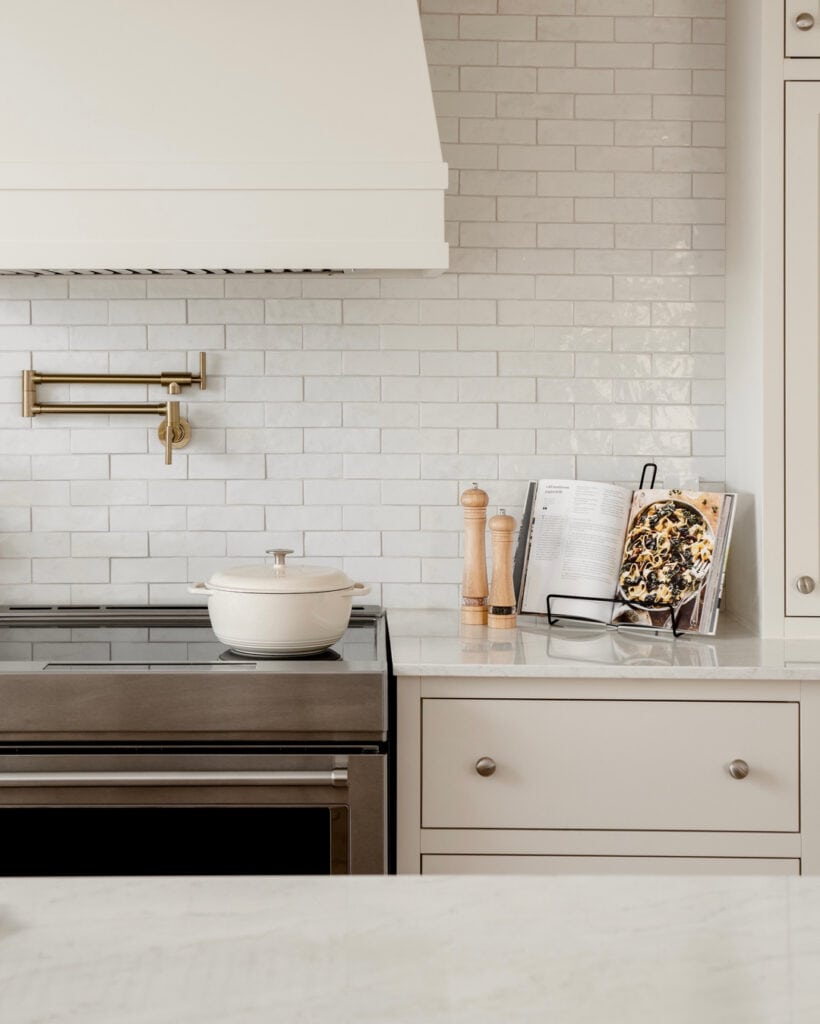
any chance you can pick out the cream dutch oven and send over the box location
[189,548,370,657]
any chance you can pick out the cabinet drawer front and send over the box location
[422,855,801,876]
[421,700,799,832]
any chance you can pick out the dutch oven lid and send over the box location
[207,549,354,595]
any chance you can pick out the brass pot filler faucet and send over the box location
[21,352,207,465]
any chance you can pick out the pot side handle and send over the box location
[188,581,214,596]
[342,582,371,598]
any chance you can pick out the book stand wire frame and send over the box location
[542,462,686,639]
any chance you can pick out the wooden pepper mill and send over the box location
[488,508,517,629]
[460,482,489,625]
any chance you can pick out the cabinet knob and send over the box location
[796,11,816,30]
[797,575,816,594]
[728,759,750,780]
[475,757,497,777]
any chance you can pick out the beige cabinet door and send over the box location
[786,83,820,615]
[422,699,799,832]
[786,1,820,56]
[422,855,801,875]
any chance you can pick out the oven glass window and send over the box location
[1,807,348,875]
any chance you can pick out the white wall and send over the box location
[0,0,726,608]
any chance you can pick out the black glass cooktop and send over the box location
[0,606,384,669]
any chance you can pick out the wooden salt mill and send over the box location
[488,508,517,629]
[460,482,489,625]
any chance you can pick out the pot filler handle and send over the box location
[188,582,213,596]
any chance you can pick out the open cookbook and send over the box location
[513,480,736,636]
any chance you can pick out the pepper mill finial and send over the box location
[488,507,517,630]
[460,483,489,625]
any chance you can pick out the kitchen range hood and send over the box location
[0,0,448,274]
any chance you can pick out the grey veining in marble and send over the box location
[1,875,819,1023]
[387,609,820,679]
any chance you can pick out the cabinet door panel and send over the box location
[422,855,800,876]
[786,1,820,56]
[786,83,820,615]
[421,699,798,831]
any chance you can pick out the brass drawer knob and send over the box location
[796,11,816,30]
[728,759,750,780]
[475,757,497,777]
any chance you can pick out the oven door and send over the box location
[0,746,386,876]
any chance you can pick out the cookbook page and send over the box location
[612,489,736,635]
[518,479,633,621]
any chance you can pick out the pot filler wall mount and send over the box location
[21,352,207,465]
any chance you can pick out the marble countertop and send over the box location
[387,609,820,679]
[1,874,819,1024]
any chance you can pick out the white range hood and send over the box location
[0,0,448,274]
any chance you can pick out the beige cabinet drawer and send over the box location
[421,700,799,832]
[422,855,801,876]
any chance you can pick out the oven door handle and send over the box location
[0,769,348,788]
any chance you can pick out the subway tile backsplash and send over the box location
[0,1,725,608]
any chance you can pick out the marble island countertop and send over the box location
[387,609,820,679]
[1,874,819,1024]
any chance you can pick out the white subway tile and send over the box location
[615,69,691,93]
[32,301,106,325]
[304,531,380,557]
[534,326,612,350]
[613,326,689,350]
[460,377,535,402]
[1,507,31,531]
[70,326,147,350]
[265,299,341,324]
[72,532,148,558]
[265,403,341,428]
[382,429,458,453]
[497,93,573,118]
[500,0,573,12]
[460,428,535,454]
[109,300,186,324]
[614,378,691,403]
[225,275,302,299]
[425,39,498,65]
[0,534,68,558]
[188,300,263,324]
[499,403,573,428]
[381,480,460,506]
[576,146,652,171]
[150,532,225,557]
[0,325,68,351]
[32,455,108,480]
[34,557,108,583]
[147,277,225,298]
[0,481,66,507]
[421,403,496,428]
[343,403,418,428]
[226,325,301,349]
[70,277,147,299]
[304,480,381,505]
[147,480,224,506]
[539,16,614,41]
[654,44,725,70]
[420,455,500,482]
[110,506,186,532]
[189,505,264,530]
[227,429,303,453]
[499,352,574,376]
[537,429,613,454]
[615,17,690,43]
[461,118,536,145]
[461,14,536,39]
[343,454,420,479]
[304,428,379,453]
[111,558,186,584]
[575,403,651,429]
[613,430,690,455]
[226,481,303,508]
[268,505,344,531]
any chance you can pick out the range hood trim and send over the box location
[0,162,450,191]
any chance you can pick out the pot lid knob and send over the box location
[266,548,294,572]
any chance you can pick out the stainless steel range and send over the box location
[0,605,389,876]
